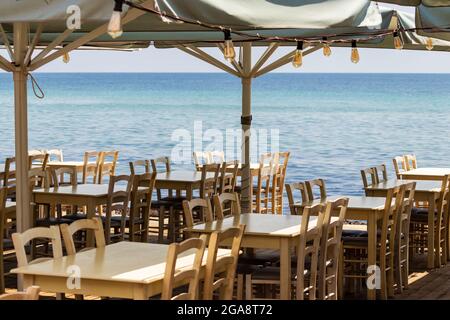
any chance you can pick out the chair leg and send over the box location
[236,274,243,300]
[158,206,165,243]
[245,275,252,300]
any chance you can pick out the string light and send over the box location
[62,52,70,63]
[393,31,403,50]
[108,0,124,39]
[351,40,360,64]
[292,41,303,68]
[322,37,332,57]
[223,29,236,61]
[426,38,434,50]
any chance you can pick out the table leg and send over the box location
[427,194,436,268]
[186,185,193,201]
[86,200,97,246]
[249,173,254,213]
[279,238,291,300]
[367,214,377,300]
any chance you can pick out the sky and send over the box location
[1,4,450,73]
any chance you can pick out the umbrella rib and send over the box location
[24,23,44,66]
[30,28,73,66]
[0,24,14,61]
[250,42,279,77]
[216,43,244,76]
[0,53,12,71]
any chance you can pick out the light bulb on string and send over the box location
[426,38,434,50]
[322,37,332,57]
[108,0,124,39]
[223,29,236,62]
[351,40,360,64]
[62,52,70,64]
[393,31,403,50]
[292,41,303,68]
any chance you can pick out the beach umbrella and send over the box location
[1,0,450,232]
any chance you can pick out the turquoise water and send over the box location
[1,73,450,197]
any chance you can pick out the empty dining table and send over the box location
[47,161,113,173]
[399,168,450,181]
[12,241,231,300]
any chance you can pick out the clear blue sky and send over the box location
[2,5,450,73]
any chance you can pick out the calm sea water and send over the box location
[1,73,450,198]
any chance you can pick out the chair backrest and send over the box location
[97,150,119,184]
[129,172,156,241]
[397,182,416,242]
[273,152,290,214]
[151,157,173,200]
[393,156,407,177]
[200,163,220,199]
[360,167,377,189]
[210,151,225,164]
[254,162,272,214]
[213,192,241,219]
[12,226,63,267]
[28,153,49,170]
[203,225,246,300]
[28,167,50,190]
[295,203,325,300]
[436,175,450,223]
[285,182,309,215]
[305,179,327,201]
[318,197,348,300]
[104,174,134,243]
[82,151,101,184]
[129,160,150,175]
[219,160,239,193]
[404,154,417,171]
[374,164,388,183]
[60,218,106,255]
[182,198,213,228]
[0,286,40,300]
[161,237,206,300]
[46,149,63,162]
[50,166,78,187]
[193,151,212,170]
[3,157,16,196]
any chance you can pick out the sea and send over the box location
[1,73,450,200]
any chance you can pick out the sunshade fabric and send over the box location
[416,5,450,40]
[378,0,450,6]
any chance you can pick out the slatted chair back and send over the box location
[182,198,213,228]
[213,192,241,220]
[210,151,225,164]
[317,197,348,300]
[46,149,64,162]
[60,218,105,255]
[285,182,309,215]
[200,163,220,199]
[12,226,63,268]
[28,153,48,170]
[97,150,119,184]
[219,160,239,193]
[361,167,377,189]
[393,156,407,178]
[404,154,418,171]
[0,286,40,300]
[374,164,388,183]
[151,156,175,200]
[104,174,133,244]
[273,152,290,214]
[193,151,212,170]
[254,163,272,214]
[50,166,78,187]
[3,157,16,198]
[129,160,150,175]
[203,225,246,300]
[305,179,327,201]
[161,237,207,300]
[82,151,101,184]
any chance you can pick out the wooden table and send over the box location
[155,170,226,200]
[295,195,390,300]
[365,179,442,268]
[33,184,118,245]
[11,241,230,300]
[399,168,450,181]
[47,161,112,173]
[185,213,329,300]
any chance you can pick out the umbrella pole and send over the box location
[240,43,252,213]
[13,22,31,233]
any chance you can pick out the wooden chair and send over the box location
[210,151,225,164]
[182,198,213,229]
[404,154,417,171]
[50,166,77,187]
[273,152,290,214]
[341,187,404,299]
[219,160,239,194]
[97,151,119,184]
[0,187,11,293]
[200,164,220,199]
[395,182,415,293]
[193,151,212,170]
[3,157,16,199]
[82,151,101,184]
[374,164,388,183]
[213,192,241,220]
[46,149,63,162]
[393,156,407,178]
[318,198,348,300]
[361,167,377,193]
[60,217,105,255]
[151,156,182,201]
[28,153,49,170]
[247,203,325,300]
[253,163,272,214]
[305,179,327,201]
[125,172,156,242]
[0,286,40,300]
[410,174,450,267]
[103,174,133,244]
[129,160,150,175]
[161,237,206,300]
[285,182,309,215]
[203,225,245,300]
